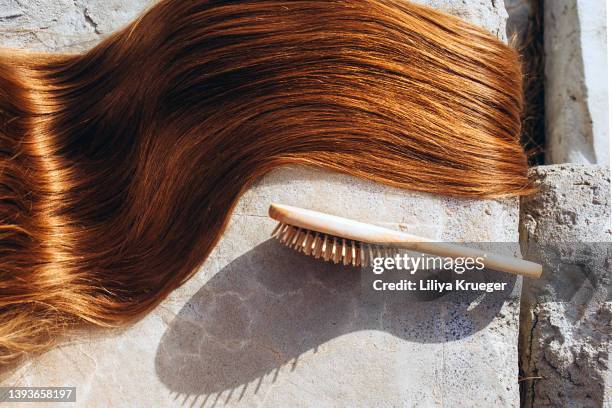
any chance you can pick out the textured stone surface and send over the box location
[0,2,522,407]
[544,0,609,165]
[414,0,509,40]
[520,164,611,407]
[0,0,152,52]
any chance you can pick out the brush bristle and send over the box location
[271,222,379,267]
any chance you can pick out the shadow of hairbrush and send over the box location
[155,239,516,402]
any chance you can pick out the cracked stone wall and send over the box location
[0,1,524,407]
[520,165,611,407]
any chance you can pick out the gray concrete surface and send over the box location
[544,0,609,165]
[520,164,611,407]
[0,1,524,407]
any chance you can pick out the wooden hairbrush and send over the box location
[269,203,542,278]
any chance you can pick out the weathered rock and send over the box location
[0,1,523,407]
[520,164,611,407]
[544,0,609,165]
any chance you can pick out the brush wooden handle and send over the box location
[269,203,542,278]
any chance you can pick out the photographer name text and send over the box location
[372,279,508,293]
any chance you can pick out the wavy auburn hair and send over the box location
[0,0,530,364]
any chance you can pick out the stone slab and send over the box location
[544,0,609,165]
[0,1,522,407]
[1,167,522,408]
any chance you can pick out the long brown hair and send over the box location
[0,0,530,365]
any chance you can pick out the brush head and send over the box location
[268,203,408,267]
[270,221,395,267]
